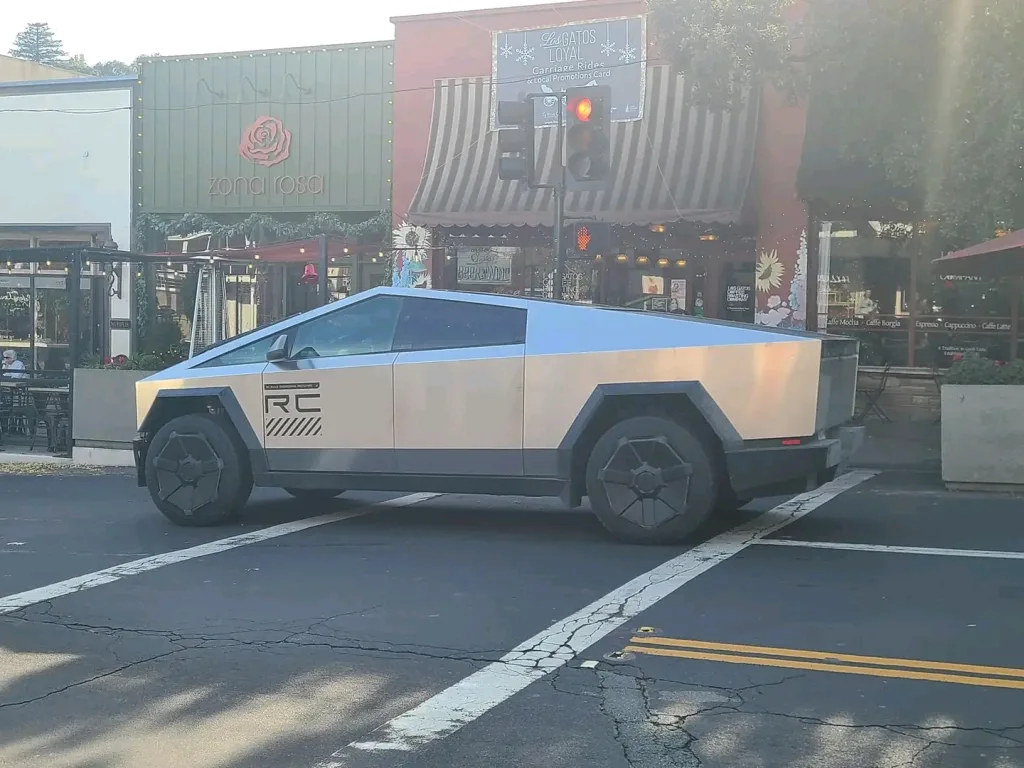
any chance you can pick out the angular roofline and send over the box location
[0,75,136,95]
[391,0,640,24]
[139,40,394,63]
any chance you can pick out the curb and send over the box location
[0,452,71,465]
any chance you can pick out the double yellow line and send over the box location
[625,636,1024,690]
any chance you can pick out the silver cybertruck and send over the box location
[133,287,862,544]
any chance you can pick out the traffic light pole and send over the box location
[513,91,567,300]
[552,97,566,301]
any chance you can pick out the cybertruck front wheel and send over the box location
[585,415,717,545]
[146,413,253,527]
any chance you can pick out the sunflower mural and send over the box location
[755,250,784,293]
[754,230,808,329]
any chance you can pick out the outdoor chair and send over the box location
[854,363,892,423]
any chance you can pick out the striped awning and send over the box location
[407,66,760,228]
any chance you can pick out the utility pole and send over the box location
[552,95,566,300]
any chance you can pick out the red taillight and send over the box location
[781,438,802,446]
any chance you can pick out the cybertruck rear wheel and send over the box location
[146,413,253,527]
[585,415,717,545]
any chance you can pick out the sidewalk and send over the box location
[847,420,941,471]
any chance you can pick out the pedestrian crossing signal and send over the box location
[572,222,610,255]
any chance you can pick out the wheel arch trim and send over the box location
[555,381,743,503]
[141,387,262,453]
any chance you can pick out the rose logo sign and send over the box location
[239,116,291,167]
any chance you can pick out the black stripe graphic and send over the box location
[265,416,323,439]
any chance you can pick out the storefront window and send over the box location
[914,270,1014,368]
[820,221,912,366]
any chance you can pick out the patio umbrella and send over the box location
[932,230,1024,276]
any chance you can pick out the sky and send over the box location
[1,0,578,64]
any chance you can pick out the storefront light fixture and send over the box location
[657,258,669,267]
[594,254,602,261]
[699,233,717,242]
[299,247,305,254]
[616,254,628,263]
[675,259,687,267]
[649,224,666,234]
[636,256,650,265]
[254,254,260,260]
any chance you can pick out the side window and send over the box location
[392,297,527,352]
[290,295,402,359]
[196,334,278,368]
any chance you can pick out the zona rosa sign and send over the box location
[208,116,325,197]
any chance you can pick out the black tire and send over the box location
[283,488,345,502]
[145,412,253,527]
[585,415,718,545]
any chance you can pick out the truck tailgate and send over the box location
[815,336,859,432]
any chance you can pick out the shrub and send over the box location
[943,353,1024,385]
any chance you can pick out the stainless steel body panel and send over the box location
[393,345,525,475]
[262,353,398,472]
[136,364,267,432]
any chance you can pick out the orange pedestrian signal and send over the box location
[576,225,592,251]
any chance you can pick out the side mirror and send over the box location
[265,334,290,362]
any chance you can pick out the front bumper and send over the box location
[725,426,863,499]
[132,436,147,487]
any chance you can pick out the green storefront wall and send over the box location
[138,42,393,215]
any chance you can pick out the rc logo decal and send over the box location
[264,382,322,439]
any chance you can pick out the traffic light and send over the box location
[572,222,611,256]
[564,86,611,192]
[496,98,535,183]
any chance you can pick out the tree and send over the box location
[804,0,1024,244]
[648,0,800,109]
[8,22,66,64]
[651,0,1024,245]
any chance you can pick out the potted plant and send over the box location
[941,353,1024,490]
[71,319,188,465]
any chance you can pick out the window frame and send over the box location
[390,296,528,353]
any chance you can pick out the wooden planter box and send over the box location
[941,384,1024,491]
[71,368,156,465]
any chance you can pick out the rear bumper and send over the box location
[132,436,147,487]
[725,426,864,499]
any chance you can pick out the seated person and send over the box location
[1,350,28,378]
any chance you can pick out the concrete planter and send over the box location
[941,384,1024,491]
[72,368,156,466]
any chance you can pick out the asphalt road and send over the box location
[2,467,1023,768]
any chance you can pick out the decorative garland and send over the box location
[133,209,392,247]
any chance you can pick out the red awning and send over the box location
[932,230,1024,275]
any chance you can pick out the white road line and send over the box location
[314,470,877,766]
[0,492,438,616]
[756,538,1024,560]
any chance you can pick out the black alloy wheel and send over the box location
[146,413,252,526]
[586,415,717,545]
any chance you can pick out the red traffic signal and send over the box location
[569,96,593,122]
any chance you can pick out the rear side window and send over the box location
[392,297,526,352]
